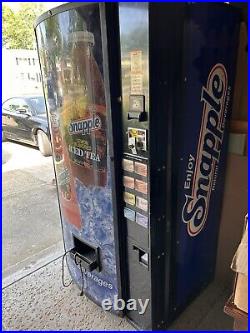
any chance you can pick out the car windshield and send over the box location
[29,97,46,115]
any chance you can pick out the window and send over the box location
[28,58,31,65]
[29,97,46,115]
[33,58,35,66]
[16,57,19,66]
[27,73,31,80]
[3,98,30,113]
[2,100,12,111]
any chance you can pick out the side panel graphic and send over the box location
[36,4,118,306]
[173,5,239,309]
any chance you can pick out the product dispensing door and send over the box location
[35,2,240,330]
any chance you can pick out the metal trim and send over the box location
[99,2,128,306]
[34,2,93,28]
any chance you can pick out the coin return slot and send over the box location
[133,245,149,268]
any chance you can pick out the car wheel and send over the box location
[37,130,52,156]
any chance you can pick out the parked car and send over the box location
[2,96,52,156]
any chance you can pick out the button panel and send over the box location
[121,45,149,235]
[122,156,149,229]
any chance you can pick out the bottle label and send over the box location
[68,114,102,136]
[65,104,107,175]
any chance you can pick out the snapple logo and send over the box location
[68,115,102,136]
[182,64,228,237]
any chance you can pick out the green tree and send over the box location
[2,3,45,49]
[2,5,15,47]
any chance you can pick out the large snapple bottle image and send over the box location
[61,19,107,188]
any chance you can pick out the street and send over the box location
[2,141,63,278]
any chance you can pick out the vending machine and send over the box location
[35,2,240,330]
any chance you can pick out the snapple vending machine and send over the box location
[35,2,240,330]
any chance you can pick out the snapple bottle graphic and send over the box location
[62,22,107,187]
[50,112,82,229]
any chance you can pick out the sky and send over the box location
[3,2,67,12]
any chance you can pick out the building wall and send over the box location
[2,48,43,101]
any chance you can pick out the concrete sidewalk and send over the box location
[2,257,134,331]
[2,254,233,331]
[2,141,62,275]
